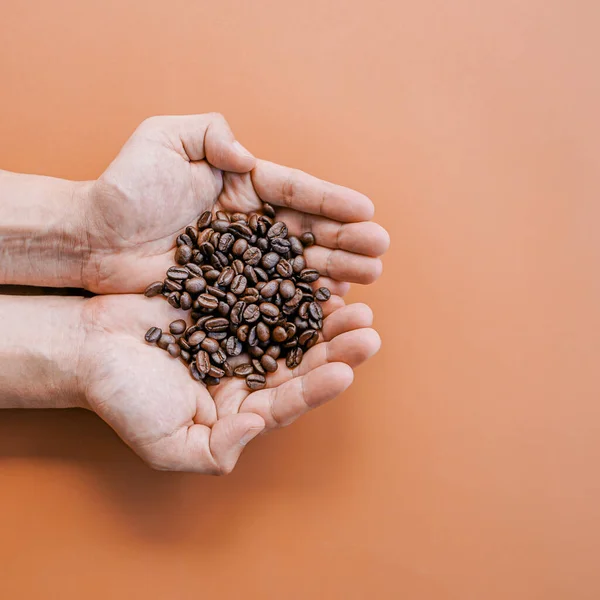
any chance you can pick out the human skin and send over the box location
[0,113,389,472]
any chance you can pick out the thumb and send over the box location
[138,113,256,173]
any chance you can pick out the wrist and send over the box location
[0,171,94,288]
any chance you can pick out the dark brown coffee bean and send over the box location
[195,315,213,329]
[206,285,226,300]
[279,279,296,299]
[218,233,235,253]
[167,343,181,358]
[205,376,221,386]
[299,301,310,319]
[230,274,247,295]
[261,252,280,269]
[198,293,219,310]
[212,219,230,233]
[271,326,287,343]
[194,350,210,374]
[286,347,304,368]
[230,301,247,325]
[285,288,303,309]
[144,281,164,297]
[211,349,227,365]
[157,333,176,350]
[247,325,259,347]
[270,238,291,254]
[200,241,215,257]
[204,317,229,332]
[225,292,237,306]
[164,279,183,293]
[283,338,298,349]
[232,238,248,256]
[180,350,191,363]
[231,212,248,222]
[198,211,212,229]
[179,337,191,351]
[234,364,254,377]
[225,336,243,356]
[292,255,306,274]
[210,232,221,248]
[266,345,281,359]
[204,269,221,282]
[248,344,263,358]
[217,301,230,316]
[185,263,204,277]
[299,329,319,348]
[262,202,276,218]
[300,232,316,246]
[190,362,203,381]
[243,304,261,323]
[299,268,319,283]
[252,358,266,375]
[309,317,322,330]
[222,360,234,377]
[237,324,249,342]
[208,331,228,340]
[243,247,262,266]
[188,330,207,346]
[208,365,225,378]
[248,213,259,232]
[256,237,269,252]
[169,319,186,335]
[167,292,181,308]
[177,233,193,247]
[253,267,268,282]
[256,321,271,343]
[215,210,229,222]
[145,327,162,343]
[285,322,297,339]
[179,292,192,310]
[228,222,253,239]
[242,264,257,285]
[260,280,279,298]
[246,374,266,390]
[185,277,207,294]
[201,337,220,353]
[309,301,323,320]
[294,316,309,331]
[288,236,304,255]
[198,228,214,245]
[241,288,260,303]
[216,266,234,287]
[267,222,288,239]
[276,259,293,278]
[175,244,193,265]
[185,225,198,243]
[210,251,228,269]
[259,302,279,318]
[261,355,278,373]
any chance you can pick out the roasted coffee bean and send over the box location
[285,322,297,339]
[285,288,303,309]
[198,293,218,310]
[200,241,215,257]
[256,281,266,291]
[222,360,234,377]
[209,365,226,378]
[261,252,280,269]
[201,337,220,353]
[252,358,266,375]
[215,211,230,222]
[253,267,269,282]
[195,350,210,374]
[236,324,249,342]
[279,279,296,299]
[218,232,235,253]
[212,219,230,233]
[272,326,287,343]
[177,233,193,247]
[243,247,262,266]
[185,276,206,294]
[198,211,212,229]
[262,315,280,327]
[208,331,227,340]
[211,348,227,365]
[314,287,331,302]
[234,364,254,377]
[185,263,204,277]
[167,292,181,308]
[231,212,248,222]
[167,343,181,358]
[299,301,310,319]
[205,317,229,332]
[157,333,176,350]
[283,338,298,349]
[241,265,256,286]
[266,345,281,359]
[276,259,293,278]
[185,225,198,243]
[309,301,323,320]
[196,315,213,329]
[217,266,235,287]
[225,336,243,356]
[225,292,237,306]
[262,202,276,218]
[260,280,279,298]
[294,316,309,331]
[256,237,269,252]
[286,347,304,368]
[296,282,313,294]
[231,238,248,257]
[240,288,260,303]
[230,274,247,295]
[199,228,214,245]
[247,325,259,347]
[248,213,259,232]
[205,285,224,300]
[308,317,322,330]
[217,301,230,316]
[259,302,279,318]
[243,304,261,323]
[210,232,221,248]
[300,232,315,246]
[169,319,187,335]
[210,251,227,269]
[230,301,247,325]
[271,238,291,254]
[180,350,191,363]
[248,344,263,358]
[281,303,296,316]
[246,374,266,390]
[144,282,164,297]
[299,329,319,348]
[175,244,193,264]
[192,249,203,264]
[299,268,319,282]
[145,327,162,343]
[205,376,221,386]
[261,355,278,373]
[179,337,191,351]
[190,362,203,381]
[267,221,288,239]
[164,279,183,293]
[288,236,304,255]
[188,330,207,346]
[228,222,253,239]
[292,255,306,273]
[180,292,192,310]
[256,321,271,343]
[204,269,221,282]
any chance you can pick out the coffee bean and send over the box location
[179,337,191,351]
[237,324,249,342]
[190,362,203,381]
[188,330,207,346]
[228,222,253,239]
[216,211,230,222]
[276,259,293,278]
[217,301,230,316]
[299,268,319,283]
[234,364,254,377]
[145,327,162,343]
[292,255,306,274]
[198,228,214,246]
[205,376,221,386]
[169,320,186,335]
[231,238,248,257]
[267,221,288,239]
[283,338,298,349]
[201,337,220,353]
[167,343,181,358]
[185,263,204,277]
[260,355,277,373]
[210,232,221,248]
[271,238,291,254]
[309,301,323,320]
[256,321,271,343]
[256,237,269,252]
[230,301,247,326]
[157,333,176,350]
[231,212,248,222]
[243,247,262,266]
[266,345,281,359]
[225,292,237,306]
[248,344,263,358]
[222,361,234,377]
[248,325,259,347]
[175,245,193,265]
[204,317,229,332]
[230,274,247,295]
[180,292,192,310]
[195,315,213,329]
[279,279,296,299]
[164,279,182,293]
[177,233,193,247]
[225,336,243,356]
[208,331,227,340]
[217,266,235,287]
[252,358,266,375]
[286,347,304,368]
[185,226,198,244]
[241,288,260,303]
[212,219,230,233]
[294,316,309,331]
[288,236,304,255]
[285,288,303,309]
[299,329,319,348]
[260,280,279,298]
[167,292,181,308]
[208,365,225,378]
[299,301,310,319]
[198,211,212,229]
[243,304,261,323]
[204,269,220,282]
[261,252,280,269]
[211,251,228,269]
[198,293,219,310]
[262,202,276,218]
[144,281,164,297]
[246,374,266,390]
[180,350,191,363]
[211,348,227,365]
[218,233,235,253]
[272,325,287,343]
[253,267,269,282]
[300,232,315,246]
[259,302,279,318]
[200,241,215,258]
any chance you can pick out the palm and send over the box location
[80,293,380,472]
[82,114,388,295]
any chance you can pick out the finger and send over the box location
[239,362,354,428]
[251,160,374,222]
[321,303,374,341]
[275,208,390,257]
[305,245,383,284]
[139,114,255,173]
[321,294,345,316]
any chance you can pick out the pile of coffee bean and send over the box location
[143,204,331,391]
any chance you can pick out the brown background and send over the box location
[1,1,599,598]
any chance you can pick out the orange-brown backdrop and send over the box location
[1,1,599,598]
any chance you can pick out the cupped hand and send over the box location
[78,293,380,473]
[82,114,389,295]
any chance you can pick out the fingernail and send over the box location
[233,140,254,158]
[239,426,264,446]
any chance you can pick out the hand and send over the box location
[78,293,381,473]
[82,114,389,295]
